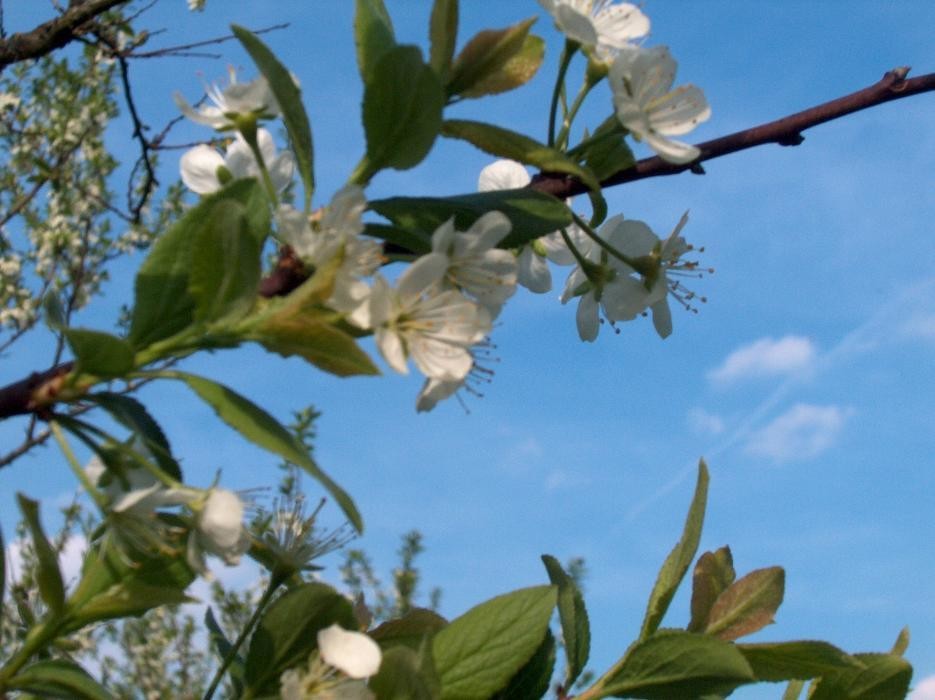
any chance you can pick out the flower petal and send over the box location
[180,145,225,194]
[517,246,552,293]
[477,159,531,191]
[317,624,382,679]
[576,293,600,342]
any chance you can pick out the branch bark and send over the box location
[0,0,130,72]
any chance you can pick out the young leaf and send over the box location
[541,554,590,688]
[370,189,572,250]
[432,585,557,698]
[491,629,556,700]
[354,0,396,81]
[639,460,710,641]
[189,198,261,323]
[155,370,363,532]
[704,567,784,641]
[440,119,601,192]
[16,493,65,615]
[359,45,444,180]
[206,606,245,694]
[232,25,315,208]
[808,652,912,700]
[458,34,544,99]
[447,17,540,98]
[69,580,196,631]
[600,630,755,698]
[688,546,735,633]
[7,659,114,700]
[364,222,433,256]
[429,0,458,81]
[63,328,135,377]
[737,641,862,682]
[243,583,355,695]
[891,626,910,657]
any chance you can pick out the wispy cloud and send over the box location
[910,675,935,700]
[687,407,725,436]
[899,313,935,342]
[744,403,854,463]
[708,335,816,385]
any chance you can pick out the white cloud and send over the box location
[709,335,816,385]
[744,403,853,463]
[910,675,935,700]
[687,407,725,436]
[5,534,88,585]
[900,313,935,341]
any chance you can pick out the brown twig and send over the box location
[0,0,130,73]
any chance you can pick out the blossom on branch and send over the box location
[538,0,650,61]
[610,46,711,164]
[179,128,294,195]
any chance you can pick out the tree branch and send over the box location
[0,0,130,72]
[530,68,935,199]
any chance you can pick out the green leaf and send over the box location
[16,494,65,615]
[42,291,66,330]
[491,629,556,700]
[371,607,449,650]
[370,645,439,700]
[7,659,114,699]
[206,606,245,694]
[433,585,557,699]
[447,17,539,98]
[441,119,600,192]
[155,370,362,532]
[429,0,458,81]
[639,460,710,640]
[782,679,806,700]
[370,189,572,250]
[808,652,912,700]
[738,641,862,682]
[359,45,444,180]
[84,393,182,481]
[704,566,784,641]
[354,0,396,81]
[460,34,544,99]
[542,555,590,688]
[891,626,910,657]
[189,198,261,323]
[129,179,264,349]
[364,222,433,256]
[232,25,315,208]
[63,328,135,377]
[250,310,379,377]
[601,630,755,698]
[69,580,195,630]
[571,118,636,182]
[243,583,355,695]
[688,547,735,633]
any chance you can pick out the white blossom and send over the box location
[538,0,649,61]
[610,46,711,164]
[187,488,251,573]
[179,128,294,195]
[174,68,279,131]
[317,625,382,679]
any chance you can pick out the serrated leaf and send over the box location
[354,0,396,81]
[441,119,600,192]
[491,629,556,700]
[433,585,557,699]
[85,393,182,481]
[250,311,379,377]
[429,0,458,81]
[738,641,862,682]
[129,179,264,349]
[7,659,114,699]
[447,17,537,98]
[64,328,135,377]
[370,189,571,251]
[154,370,362,532]
[232,25,315,209]
[17,493,65,615]
[688,547,735,633]
[370,645,439,700]
[639,460,710,640]
[206,606,245,694]
[601,630,755,698]
[243,583,355,695]
[371,607,449,650]
[542,554,590,688]
[459,34,544,98]
[704,566,784,641]
[809,652,912,700]
[359,45,444,180]
[364,222,433,255]
[189,198,261,324]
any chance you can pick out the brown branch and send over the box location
[530,68,935,199]
[0,0,130,72]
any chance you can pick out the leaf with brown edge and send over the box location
[704,566,784,641]
[688,546,735,633]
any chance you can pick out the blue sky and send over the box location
[2,2,934,697]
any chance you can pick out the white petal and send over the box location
[268,152,296,192]
[180,145,224,194]
[199,489,246,552]
[416,377,463,412]
[643,132,701,164]
[317,625,382,679]
[554,4,598,46]
[576,293,600,342]
[396,254,447,300]
[224,137,256,180]
[466,211,512,251]
[517,246,552,293]
[606,219,658,259]
[477,159,531,191]
[592,4,650,49]
[650,297,673,338]
[376,327,408,375]
[649,85,711,137]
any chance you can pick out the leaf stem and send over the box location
[50,420,108,510]
[548,41,577,147]
[555,74,600,151]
